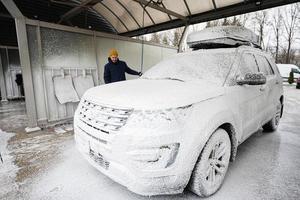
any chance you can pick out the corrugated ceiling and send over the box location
[1,0,299,41]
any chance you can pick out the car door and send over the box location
[254,54,278,125]
[232,52,263,141]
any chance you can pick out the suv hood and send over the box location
[84,79,224,110]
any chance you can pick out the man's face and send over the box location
[110,55,118,63]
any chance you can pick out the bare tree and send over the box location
[283,3,300,63]
[205,20,220,28]
[231,16,242,26]
[162,34,169,45]
[206,16,243,28]
[172,27,185,47]
[271,9,283,62]
[240,14,250,26]
[253,11,269,49]
[149,32,161,44]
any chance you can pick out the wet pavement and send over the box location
[0,85,300,200]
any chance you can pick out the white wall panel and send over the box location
[27,25,47,122]
[143,45,163,72]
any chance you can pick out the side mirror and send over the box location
[236,73,266,85]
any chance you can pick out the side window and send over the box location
[292,68,300,74]
[255,55,274,76]
[266,57,279,75]
[238,53,259,76]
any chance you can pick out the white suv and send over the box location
[74,27,283,197]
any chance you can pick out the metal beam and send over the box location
[99,1,129,31]
[183,0,191,16]
[0,0,24,18]
[0,13,13,19]
[58,0,100,24]
[133,0,186,21]
[122,0,300,37]
[25,19,176,49]
[178,24,189,52]
[161,2,172,21]
[115,0,141,28]
[0,54,7,101]
[138,2,156,25]
[0,45,18,49]
[15,18,38,128]
[211,0,217,10]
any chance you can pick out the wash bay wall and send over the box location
[24,20,176,126]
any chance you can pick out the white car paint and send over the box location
[74,46,283,196]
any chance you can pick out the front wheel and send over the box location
[263,102,282,132]
[189,129,231,197]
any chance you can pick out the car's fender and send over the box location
[182,97,239,179]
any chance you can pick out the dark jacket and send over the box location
[104,58,140,84]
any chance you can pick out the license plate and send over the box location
[89,145,110,170]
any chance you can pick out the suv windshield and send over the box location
[142,50,236,86]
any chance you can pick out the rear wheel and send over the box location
[263,101,282,132]
[189,129,231,197]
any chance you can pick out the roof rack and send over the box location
[187,26,261,50]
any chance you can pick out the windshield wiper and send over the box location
[162,77,185,82]
[141,77,185,82]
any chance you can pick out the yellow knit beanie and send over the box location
[109,48,118,57]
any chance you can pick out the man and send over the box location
[15,73,24,96]
[104,49,142,84]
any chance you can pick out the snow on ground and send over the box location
[1,85,300,200]
[27,139,138,200]
[0,130,18,199]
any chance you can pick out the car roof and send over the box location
[187,26,260,49]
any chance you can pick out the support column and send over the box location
[1,0,39,130]
[93,31,101,85]
[0,55,8,101]
[178,24,189,53]
[15,18,38,128]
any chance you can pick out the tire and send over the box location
[262,101,282,132]
[189,129,231,197]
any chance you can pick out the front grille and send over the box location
[78,99,133,134]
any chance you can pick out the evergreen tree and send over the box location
[288,71,294,84]
[162,34,169,45]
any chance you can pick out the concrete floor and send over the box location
[0,85,300,200]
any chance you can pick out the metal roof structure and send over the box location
[0,0,299,46]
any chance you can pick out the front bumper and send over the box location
[74,118,192,196]
[74,117,191,195]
